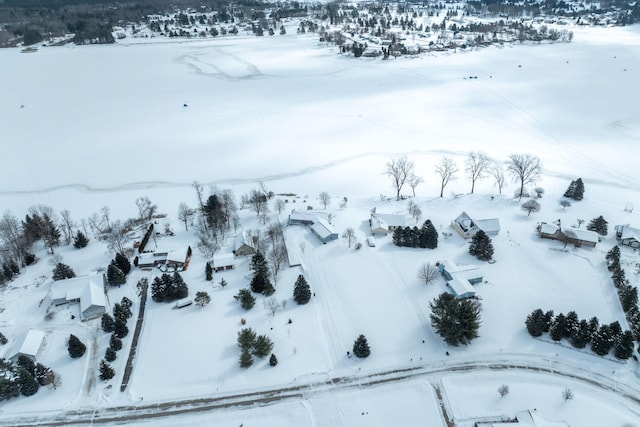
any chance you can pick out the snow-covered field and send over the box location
[0,22,640,426]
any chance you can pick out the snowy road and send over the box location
[3,353,638,426]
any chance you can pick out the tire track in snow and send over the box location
[4,354,639,426]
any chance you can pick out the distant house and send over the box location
[7,329,47,363]
[135,246,192,271]
[615,225,640,248]
[474,409,569,426]
[370,213,407,236]
[438,260,483,299]
[234,232,257,256]
[213,252,235,272]
[288,209,338,244]
[51,273,108,321]
[451,211,500,239]
[537,222,598,248]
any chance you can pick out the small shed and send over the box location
[615,224,640,248]
[235,232,257,256]
[213,252,235,272]
[8,329,46,363]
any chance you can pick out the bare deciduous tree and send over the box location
[341,227,356,248]
[521,199,541,216]
[177,202,196,231]
[265,298,279,317]
[385,155,415,200]
[465,151,490,194]
[417,262,439,285]
[498,384,510,398]
[408,200,422,224]
[0,210,28,265]
[319,192,331,209]
[274,199,285,214]
[562,388,574,403]
[196,218,219,260]
[408,173,424,197]
[435,157,458,197]
[59,210,75,246]
[104,220,131,254]
[559,200,572,210]
[507,154,542,200]
[192,181,204,210]
[87,212,105,236]
[488,161,506,195]
[247,189,268,217]
[100,206,111,231]
[135,196,157,224]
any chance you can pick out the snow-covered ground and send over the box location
[0,23,639,426]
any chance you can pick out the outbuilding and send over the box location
[7,329,47,363]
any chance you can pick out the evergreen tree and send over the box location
[114,252,131,275]
[612,266,626,288]
[239,348,253,368]
[586,215,608,236]
[253,335,274,357]
[392,227,403,246]
[107,264,126,286]
[250,251,271,294]
[237,328,257,351]
[52,262,75,281]
[113,302,132,322]
[564,178,584,200]
[114,318,129,339]
[236,288,256,310]
[99,360,115,381]
[194,291,211,306]
[172,272,189,299]
[138,224,154,253]
[587,316,600,336]
[2,264,13,281]
[0,359,20,401]
[205,262,213,281]
[525,309,546,337]
[269,353,278,367]
[569,320,591,349]
[591,324,614,356]
[549,313,567,341]
[420,219,438,249]
[17,355,36,375]
[219,277,227,288]
[606,245,621,271]
[120,296,133,310]
[293,275,311,305]
[73,230,89,248]
[573,178,585,200]
[563,179,577,199]
[619,285,638,313]
[109,334,122,351]
[0,331,7,345]
[18,368,39,396]
[429,292,481,346]
[353,334,371,358]
[543,310,554,332]
[565,311,579,339]
[614,330,634,360]
[105,347,117,362]
[469,230,494,261]
[67,334,86,358]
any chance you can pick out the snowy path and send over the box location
[2,353,638,426]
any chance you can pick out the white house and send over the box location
[615,224,640,248]
[7,329,47,363]
[451,211,500,239]
[135,247,192,270]
[370,212,407,236]
[438,259,483,299]
[288,209,338,244]
[51,274,108,321]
